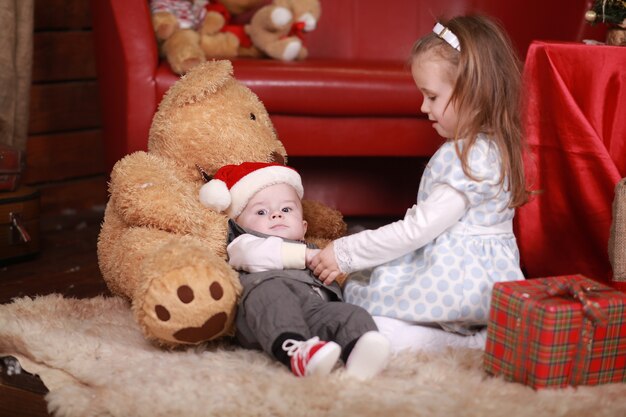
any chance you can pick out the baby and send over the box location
[199,162,390,379]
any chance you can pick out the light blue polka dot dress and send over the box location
[343,135,524,334]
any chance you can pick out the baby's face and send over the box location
[236,183,307,241]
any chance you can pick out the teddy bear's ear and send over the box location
[161,60,234,108]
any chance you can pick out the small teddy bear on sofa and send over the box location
[150,0,267,74]
[246,0,321,61]
[150,0,321,71]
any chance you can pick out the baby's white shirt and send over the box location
[227,234,307,273]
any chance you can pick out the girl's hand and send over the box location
[305,248,321,268]
[310,243,342,285]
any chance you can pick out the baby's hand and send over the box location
[310,242,342,286]
[305,248,321,268]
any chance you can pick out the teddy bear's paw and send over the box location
[179,56,206,74]
[298,12,317,32]
[267,38,302,61]
[271,7,293,28]
[152,11,179,41]
[201,11,227,35]
[163,30,206,75]
[200,32,240,58]
[139,262,240,345]
[155,22,177,41]
[298,46,309,60]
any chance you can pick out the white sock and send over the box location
[345,331,391,380]
[373,316,487,353]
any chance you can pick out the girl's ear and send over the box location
[302,220,308,236]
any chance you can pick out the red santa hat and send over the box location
[199,162,303,218]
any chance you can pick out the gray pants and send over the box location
[236,277,377,357]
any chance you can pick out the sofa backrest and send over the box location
[307,0,600,60]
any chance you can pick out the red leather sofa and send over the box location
[91,0,601,217]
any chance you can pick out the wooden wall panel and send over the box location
[25,130,104,183]
[38,177,108,215]
[34,0,91,30]
[28,82,101,134]
[32,32,96,82]
[26,0,107,216]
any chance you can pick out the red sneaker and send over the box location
[282,337,341,377]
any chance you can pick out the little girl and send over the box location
[310,15,528,352]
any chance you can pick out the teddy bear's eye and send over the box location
[195,164,212,183]
[249,113,256,121]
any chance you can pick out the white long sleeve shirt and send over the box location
[334,184,468,273]
[227,234,307,273]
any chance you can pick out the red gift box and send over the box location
[484,275,626,389]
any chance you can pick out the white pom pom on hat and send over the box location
[199,179,231,213]
[199,162,303,218]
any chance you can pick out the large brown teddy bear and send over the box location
[97,60,346,346]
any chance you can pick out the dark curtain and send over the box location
[0,0,34,151]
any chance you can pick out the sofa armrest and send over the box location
[91,0,161,172]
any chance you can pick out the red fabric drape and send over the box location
[516,41,626,284]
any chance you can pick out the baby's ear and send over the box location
[302,219,308,237]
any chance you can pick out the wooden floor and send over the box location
[0,208,110,304]
[1,209,110,417]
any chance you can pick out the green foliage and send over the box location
[589,0,626,25]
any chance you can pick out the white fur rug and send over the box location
[1,295,626,417]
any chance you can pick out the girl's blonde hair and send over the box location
[411,15,528,208]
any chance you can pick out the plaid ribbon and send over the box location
[545,280,609,326]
